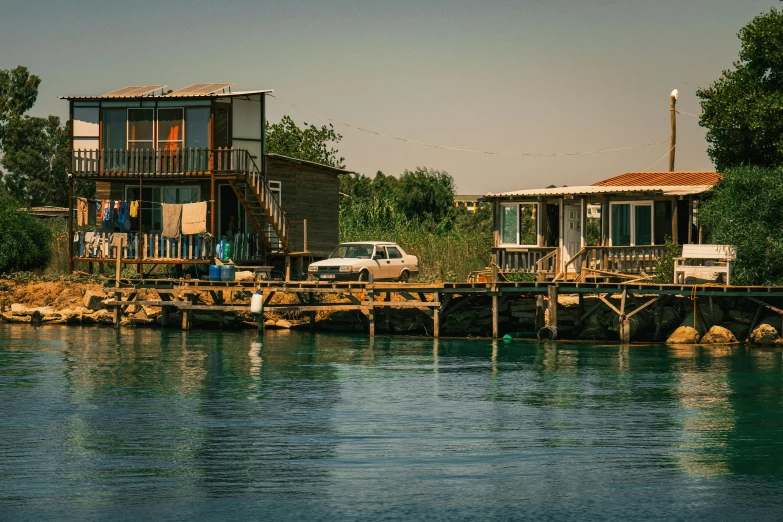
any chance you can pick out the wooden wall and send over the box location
[266,157,340,256]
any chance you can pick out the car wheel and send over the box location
[358,270,369,282]
[398,270,410,283]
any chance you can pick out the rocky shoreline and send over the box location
[2,279,782,345]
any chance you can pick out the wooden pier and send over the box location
[102,279,783,343]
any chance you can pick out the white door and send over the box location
[563,204,582,272]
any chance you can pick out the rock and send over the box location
[728,309,755,325]
[1,312,31,323]
[750,323,779,346]
[667,326,700,344]
[10,303,27,313]
[722,321,749,342]
[700,325,738,344]
[83,290,107,311]
[275,319,292,329]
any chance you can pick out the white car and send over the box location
[308,242,419,282]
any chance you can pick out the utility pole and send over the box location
[669,89,678,172]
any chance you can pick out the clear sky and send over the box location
[0,0,777,193]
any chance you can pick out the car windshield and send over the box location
[329,243,375,259]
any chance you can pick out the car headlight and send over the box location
[339,266,352,272]
[308,265,318,272]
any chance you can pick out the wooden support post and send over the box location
[433,292,440,338]
[161,305,170,327]
[285,256,291,282]
[578,293,584,322]
[669,89,677,172]
[671,198,679,245]
[182,294,191,331]
[113,291,121,329]
[384,292,391,333]
[115,242,122,288]
[257,294,265,336]
[535,295,545,331]
[492,294,499,339]
[547,285,558,329]
[68,176,74,274]
[368,289,375,338]
[618,288,630,343]
[296,256,304,282]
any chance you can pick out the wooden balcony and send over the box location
[72,231,265,264]
[70,148,253,178]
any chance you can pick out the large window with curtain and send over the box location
[610,202,653,246]
[127,108,154,150]
[157,108,183,151]
[499,203,539,246]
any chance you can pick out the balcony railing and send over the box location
[72,231,264,263]
[70,148,252,177]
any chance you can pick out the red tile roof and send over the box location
[592,171,721,187]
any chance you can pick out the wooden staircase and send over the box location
[224,152,290,254]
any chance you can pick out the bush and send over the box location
[699,166,783,285]
[0,192,52,273]
[652,237,681,284]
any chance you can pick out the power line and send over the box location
[677,109,701,119]
[642,143,676,172]
[268,95,668,157]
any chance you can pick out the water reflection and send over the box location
[1,325,783,519]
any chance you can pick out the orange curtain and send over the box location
[163,122,180,151]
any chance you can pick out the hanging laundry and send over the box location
[118,202,131,231]
[181,201,207,235]
[162,203,183,238]
[88,200,98,226]
[77,197,88,226]
[129,200,139,218]
[101,200,112,229]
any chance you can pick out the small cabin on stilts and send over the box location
[482,171,721,281]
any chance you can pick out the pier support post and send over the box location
[433,292,440,338]
[113,291,121,329]
[181,294,191,331]
[256,297,265,336]
[618,317,631,343]
[535,295,545,331]
[384,292,391,333]
[547,285,558,329]
[492,294,499,339]
[161,305,170,327]
[368,289,375,338]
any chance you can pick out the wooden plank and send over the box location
[625,296,660,319]
[598,293,622,316]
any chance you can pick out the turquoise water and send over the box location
[1,325,782,521]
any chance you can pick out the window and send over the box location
[103,109,126,150]
[186,108,210,171]
[128,108,154,150]
[157,108,183,151]
[387,246,402,259]
[500,203,538,246]
[610,202,653,246]
[375,246,387,259]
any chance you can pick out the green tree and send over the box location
[699,166,783,285]
[0,65,40,147]
[698,8,783,170]
[0,190,52,273]
[265,115,345,168]
[0,115,95,206]
[395,167,455,224]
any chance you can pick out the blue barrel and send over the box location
[220,264,236,282]
[209,265,222,281]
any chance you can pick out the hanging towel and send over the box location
[162,203,183,238]
[129,200,139,218]
[181,201,207,235]
[77,197,88,226]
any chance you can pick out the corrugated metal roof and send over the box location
[166,83,234,96]
[592,171,721,187]
[59,89,272,100]
[484,185,713,198]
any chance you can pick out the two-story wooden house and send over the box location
[62,83,349,275]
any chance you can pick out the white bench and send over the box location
[674,244,736,285]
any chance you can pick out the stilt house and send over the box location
[62,83,350,274]
[483,171,721,280]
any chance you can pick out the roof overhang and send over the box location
[482,184,714,200]
[265,153,354,175]
[59,89,273,100]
